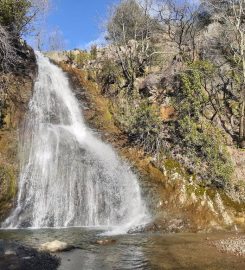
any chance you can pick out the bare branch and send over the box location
[0,24,16,72]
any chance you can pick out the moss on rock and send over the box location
[0,163,17,220]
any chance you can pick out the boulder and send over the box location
[39,240,73,253]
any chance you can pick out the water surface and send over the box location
[0,228,244,270]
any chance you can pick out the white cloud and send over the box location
[78,32,107,50]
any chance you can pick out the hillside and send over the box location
[43,48,245,232]
[0,0,245,233]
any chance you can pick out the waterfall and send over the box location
[3,53,149,232]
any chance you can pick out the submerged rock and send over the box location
[40,240,74,253]
[96,239,116,245]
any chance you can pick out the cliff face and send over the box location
[0,41,37,221]
[54,60,245,233]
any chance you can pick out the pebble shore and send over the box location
[212,236,245,257]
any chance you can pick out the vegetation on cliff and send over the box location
[0,0,245,230]
[0,0,42,219]
[60,0,245,206]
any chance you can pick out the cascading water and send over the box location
[3,53,149,232]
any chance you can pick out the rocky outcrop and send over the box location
[54,61,245,233]
[0,40,37,221]
[44,51,68,63]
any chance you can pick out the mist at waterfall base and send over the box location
[3,53,150,234]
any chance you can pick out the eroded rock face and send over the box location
[0,40,37,221]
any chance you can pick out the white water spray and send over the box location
[3,53,149,232]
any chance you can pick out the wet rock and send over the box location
[0,240,60,270]
[128,218,191,234]
[22,256,32,260]
[5,250,16,256]
[96,239,116,245]
[128,222,160,234]
[39,240,74,253]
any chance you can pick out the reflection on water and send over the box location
[0,228,245,270]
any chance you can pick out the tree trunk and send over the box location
[239,100,245,148]
[241,29,245,148]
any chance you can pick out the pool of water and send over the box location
[0,228,244,270]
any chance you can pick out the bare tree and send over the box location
[156,0,206,61]
[107,0,158,90]
[206,0,245,147]
[23,0,51,35]
[47,28,65,51]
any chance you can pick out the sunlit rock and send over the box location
[4,250,16,256]
[214,193,233,225]
[39,240,72,253]
[96,239,116,245]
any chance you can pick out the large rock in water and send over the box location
[0,240,60,270]
[40,240,73,253]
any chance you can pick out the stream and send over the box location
[0,229,245,269]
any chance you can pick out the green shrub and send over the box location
[177,64,210,119]
[173,61,234,186]
[90,45,97,60]
[128,101,163,153]
[76,51,91,67]
[98,59,122,94]
[66,50,92,68]
[113,96,163,154]
[0,0,31,34]
[0,164,16,203]
[178,116,233,186]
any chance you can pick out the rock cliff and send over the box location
[0,40,37,221]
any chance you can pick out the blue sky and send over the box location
[43,0,198,50]
[46,0,118,49]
